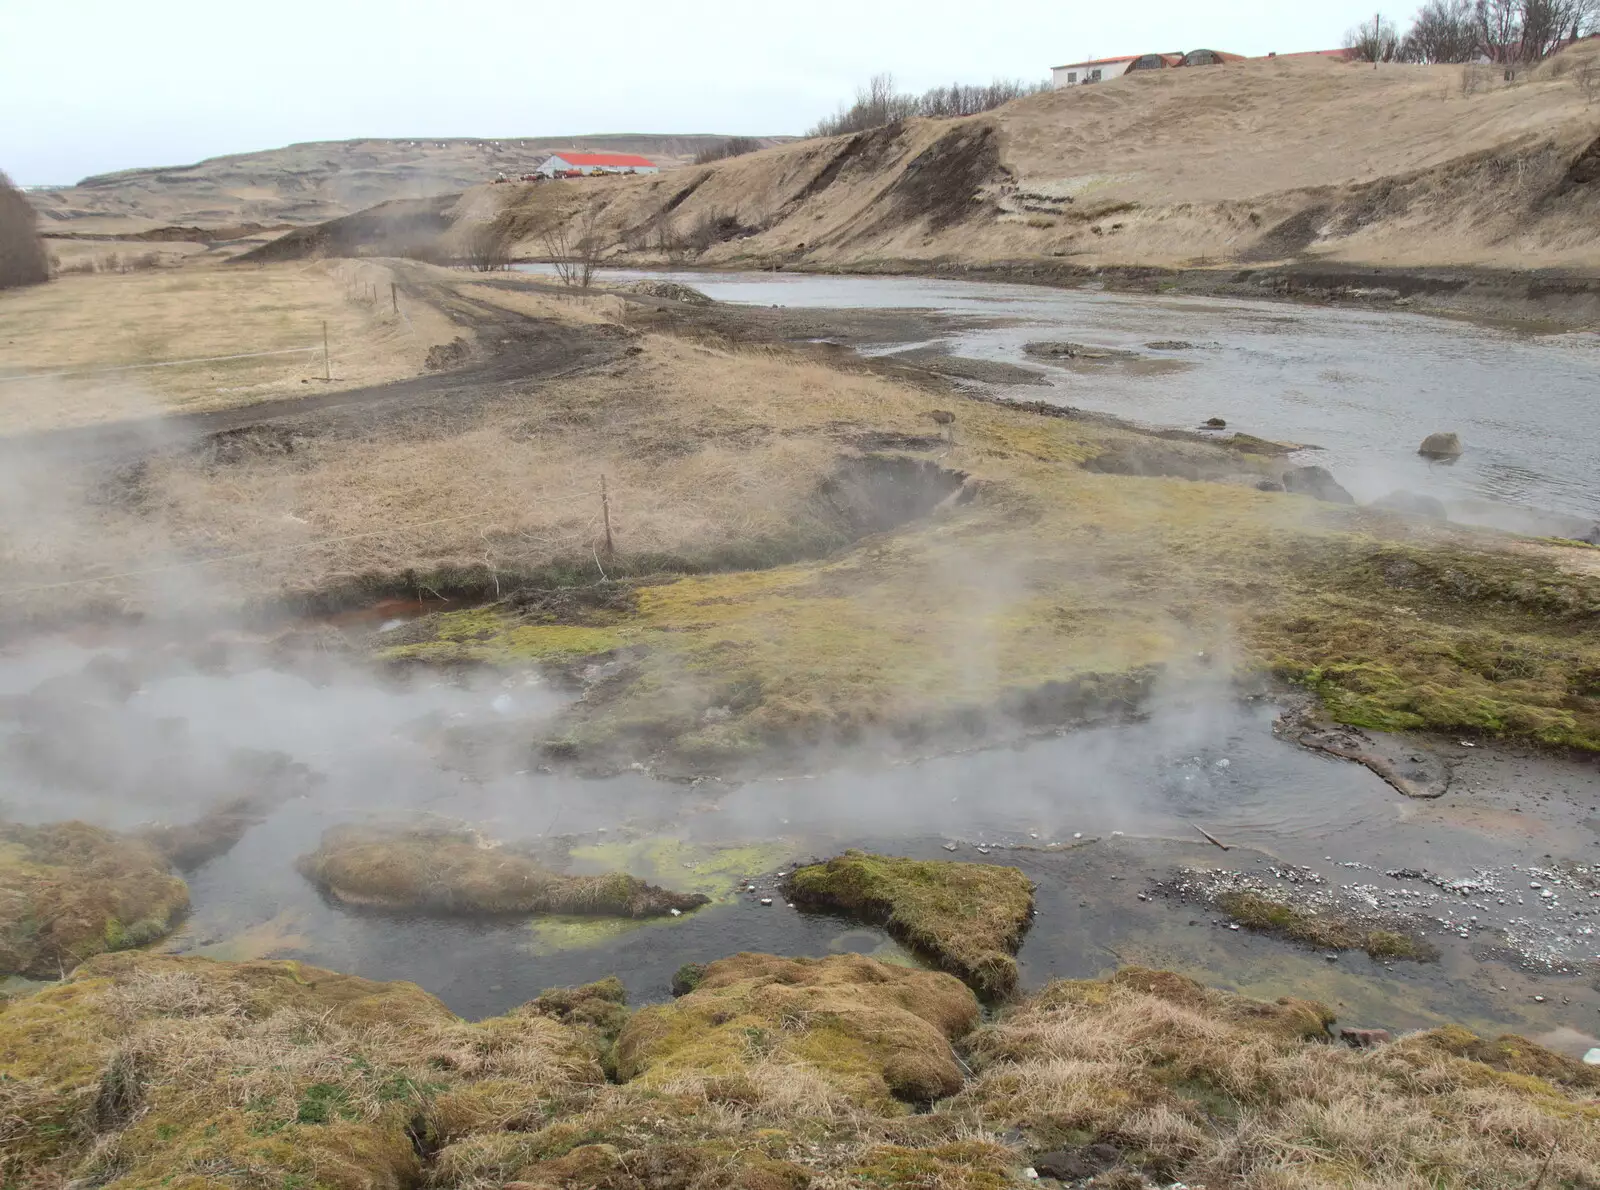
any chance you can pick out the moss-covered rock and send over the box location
[615,952,980,1110]
[784,851,1033,996]
[0,821,188,978]
[296,825,711,918]
[1213,888,1437,961]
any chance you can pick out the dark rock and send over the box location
[1372,490,1448,520]
[1033,1143,1123,1180]
[1580,524,1600,546]
[1418,431,1463,460]
[1282,465,1355,504]
[1256,479,1285,492]
[1203,417,1227,428]
[1145,340,1195,350]
[671,962,707,997]
[1340,1027,1393,1048]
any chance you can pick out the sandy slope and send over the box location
[482,47,1600,275]
[24,134,794,235]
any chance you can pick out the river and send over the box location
[520,266,1600,534]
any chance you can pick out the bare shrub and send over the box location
[463,220,515,272]
[685,210,746,254]
[1401,0,1481,60]
[653,221,687,262]
[692,136,764,165]
[0,171,48,290]
[542,206,602,288]
[807,74,1047,138]
[1345,12,1403,60]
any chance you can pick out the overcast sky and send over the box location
[4,0,1393,185]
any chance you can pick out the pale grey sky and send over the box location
[4,0,1393,185]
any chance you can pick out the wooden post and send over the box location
[600,475,614,557]
[391,282,398,313]
[322,321,330,381]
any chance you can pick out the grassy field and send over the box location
[0,259,460,431]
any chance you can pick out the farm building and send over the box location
[537,152,659,177]
[1051,48,1242,87]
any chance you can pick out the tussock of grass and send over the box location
[296,825,710,918]
[615,952,980,1110]
[5,953,1597,1189]
[1214,889,1437,961]
[0,821,188,978]
[785,851,1034,997]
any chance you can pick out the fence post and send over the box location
[391,282,398,313]
[601,475,614,557]
[322,321,330,381]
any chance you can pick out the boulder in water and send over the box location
[1203,417,1227,428]
[1372,490,1449,520]
[1418,431,1463,460]
[1281,465,1355,504]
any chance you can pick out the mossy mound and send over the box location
[0,951,606,1187]
[0,821,188,978]
[1408,1024,1600,1090]
[296,825,711,918]
[1214,888,1437,961]
[615,952,980,1110]
[784,850,1034,996]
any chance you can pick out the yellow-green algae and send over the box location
[786,850,1034,996]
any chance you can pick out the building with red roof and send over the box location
[537,152,659,177]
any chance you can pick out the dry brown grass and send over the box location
[951,967,1600,1188]
[0,259,461,431]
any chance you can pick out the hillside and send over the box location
[461,50,1600,283]
[24,134,793,236]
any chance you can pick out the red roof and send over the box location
[1054,54,1143,68]
[553,152,656,168]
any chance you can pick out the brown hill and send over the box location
[25,134,795,236]
[457,49,1600,278]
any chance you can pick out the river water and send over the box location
[522,266,1600,533]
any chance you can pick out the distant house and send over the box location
[536,152,659,177]
[1051,49,1238,88]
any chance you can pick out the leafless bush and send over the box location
[1345,12,1403,60]
[0,171,49,290]
[543,206,602,287]
[1401,0,1480,60]
[807,73,1047,138]
[653,221,688,262]
[692,136,764,165]
[685,210,746,254]
[463,220,516,271]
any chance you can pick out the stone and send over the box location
[1203,417,1227,428]
[1372,490,1449,520]
[1340,1027,1393,1048]
[1256,479,1285,492]
[1281,465,1355,504]
[1418,431,1463,459]
[1033,1143,1122,1180]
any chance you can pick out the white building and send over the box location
[1051,55,1142,88]
[536,152,660,177]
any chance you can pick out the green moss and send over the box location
[852,1141,1017,1189]
[565,838,792,903]
[786,851,1034,997]
[1214,890,1437,961]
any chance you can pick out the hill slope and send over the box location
[471,50,1600,278]
[25,134,793,235]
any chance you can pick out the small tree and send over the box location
[542,206,603,288]
[1401,0,1481,60]
[0,171,49,290]
[692,136,764,165]
[1346,11,1403,60]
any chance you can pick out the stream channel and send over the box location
[4,271,1598,1062]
